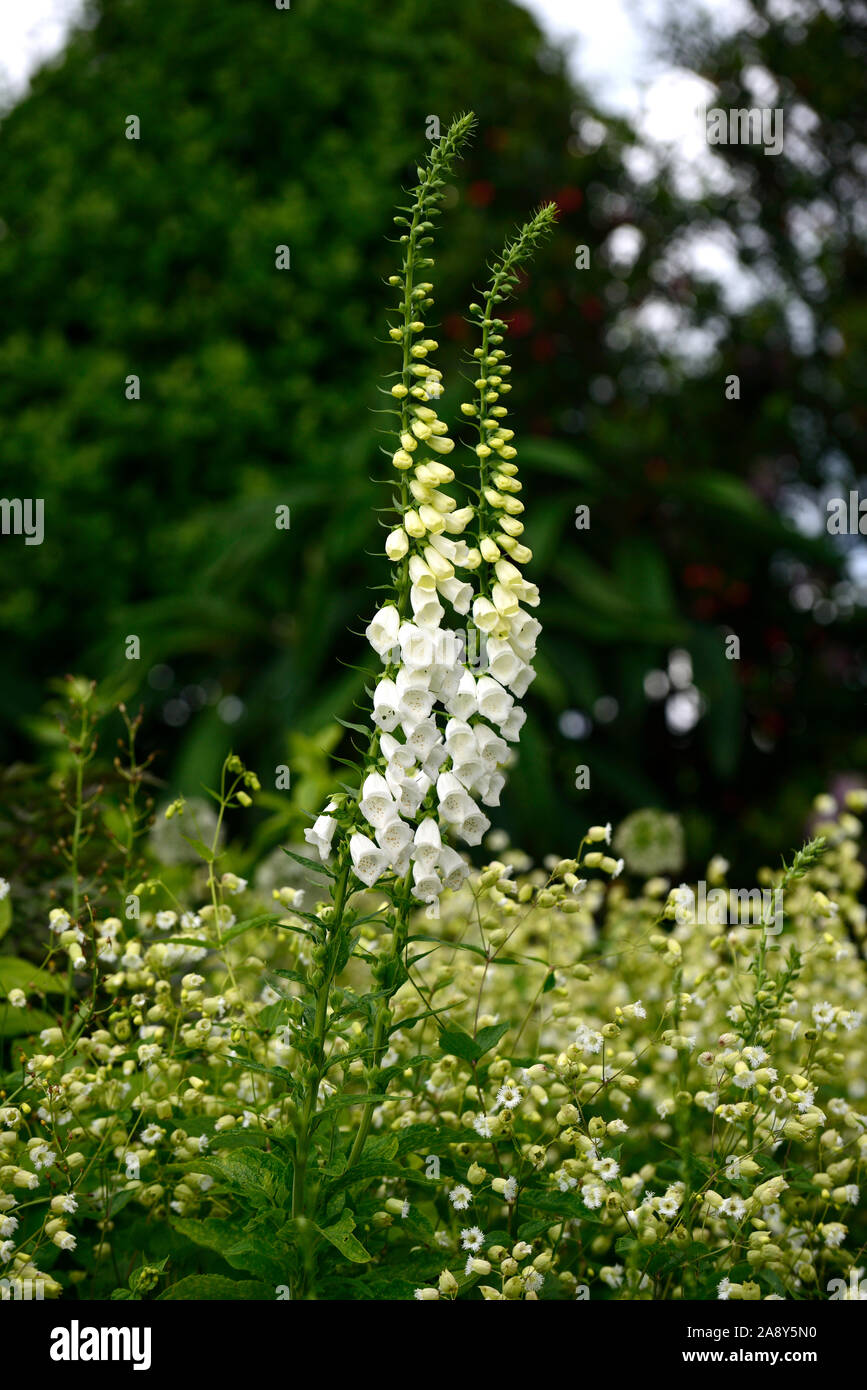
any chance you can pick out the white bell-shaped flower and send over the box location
[500,706,527,742]
[438,846,470,892]
[349,833,390,888]
[436,771,473,823]
[446,670,478,720]
[372,678,401,731]
[457,804,490,846]
[375,815,414,869]
[359,772,395,829]
[304,811,337,861]
[476,675,514,726]
[485,637,523,687]
[412,817,442,871]
[412,861,443,904]
[365,603,400,661]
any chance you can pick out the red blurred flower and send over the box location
[506,309,534,337]
[554,185,583,213]
[467,180,495,207]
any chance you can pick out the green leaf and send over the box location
[438,1027,481,1062]
[335,716,372,737]
[221,912,285,944]
[393,1123,479,1156]
[222,1052,301,1094]
[0,895,11,943]
[0,1006,58,1038]
[282,847,336,878]
[179,834,216,862]
[160,1274,274,1300]
[186,1149,291,1206]
[172,1217,290,1282]
[474,1022,510,1057]
[315,1210,371,1264]
[0,956,68,995]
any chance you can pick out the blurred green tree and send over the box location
[0,0,862,875]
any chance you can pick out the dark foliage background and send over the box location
[0,0,864,876]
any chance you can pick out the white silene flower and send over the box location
[719,1196,747,1220]
[0,878,9,901]
[6,988,26,1009]
[449,1185,472,1211]
[823,1222,847,1248]
[575,1024,603,1054]
[154,910,177,931]
[812,1001,836,1027]
[495,1081,522,1111]
[593,1156,620,1181]
[473,1113,494,1139]
[460,1226,485,1252]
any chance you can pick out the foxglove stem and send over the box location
[292,856,351,1222]
[345,868,414,1170]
